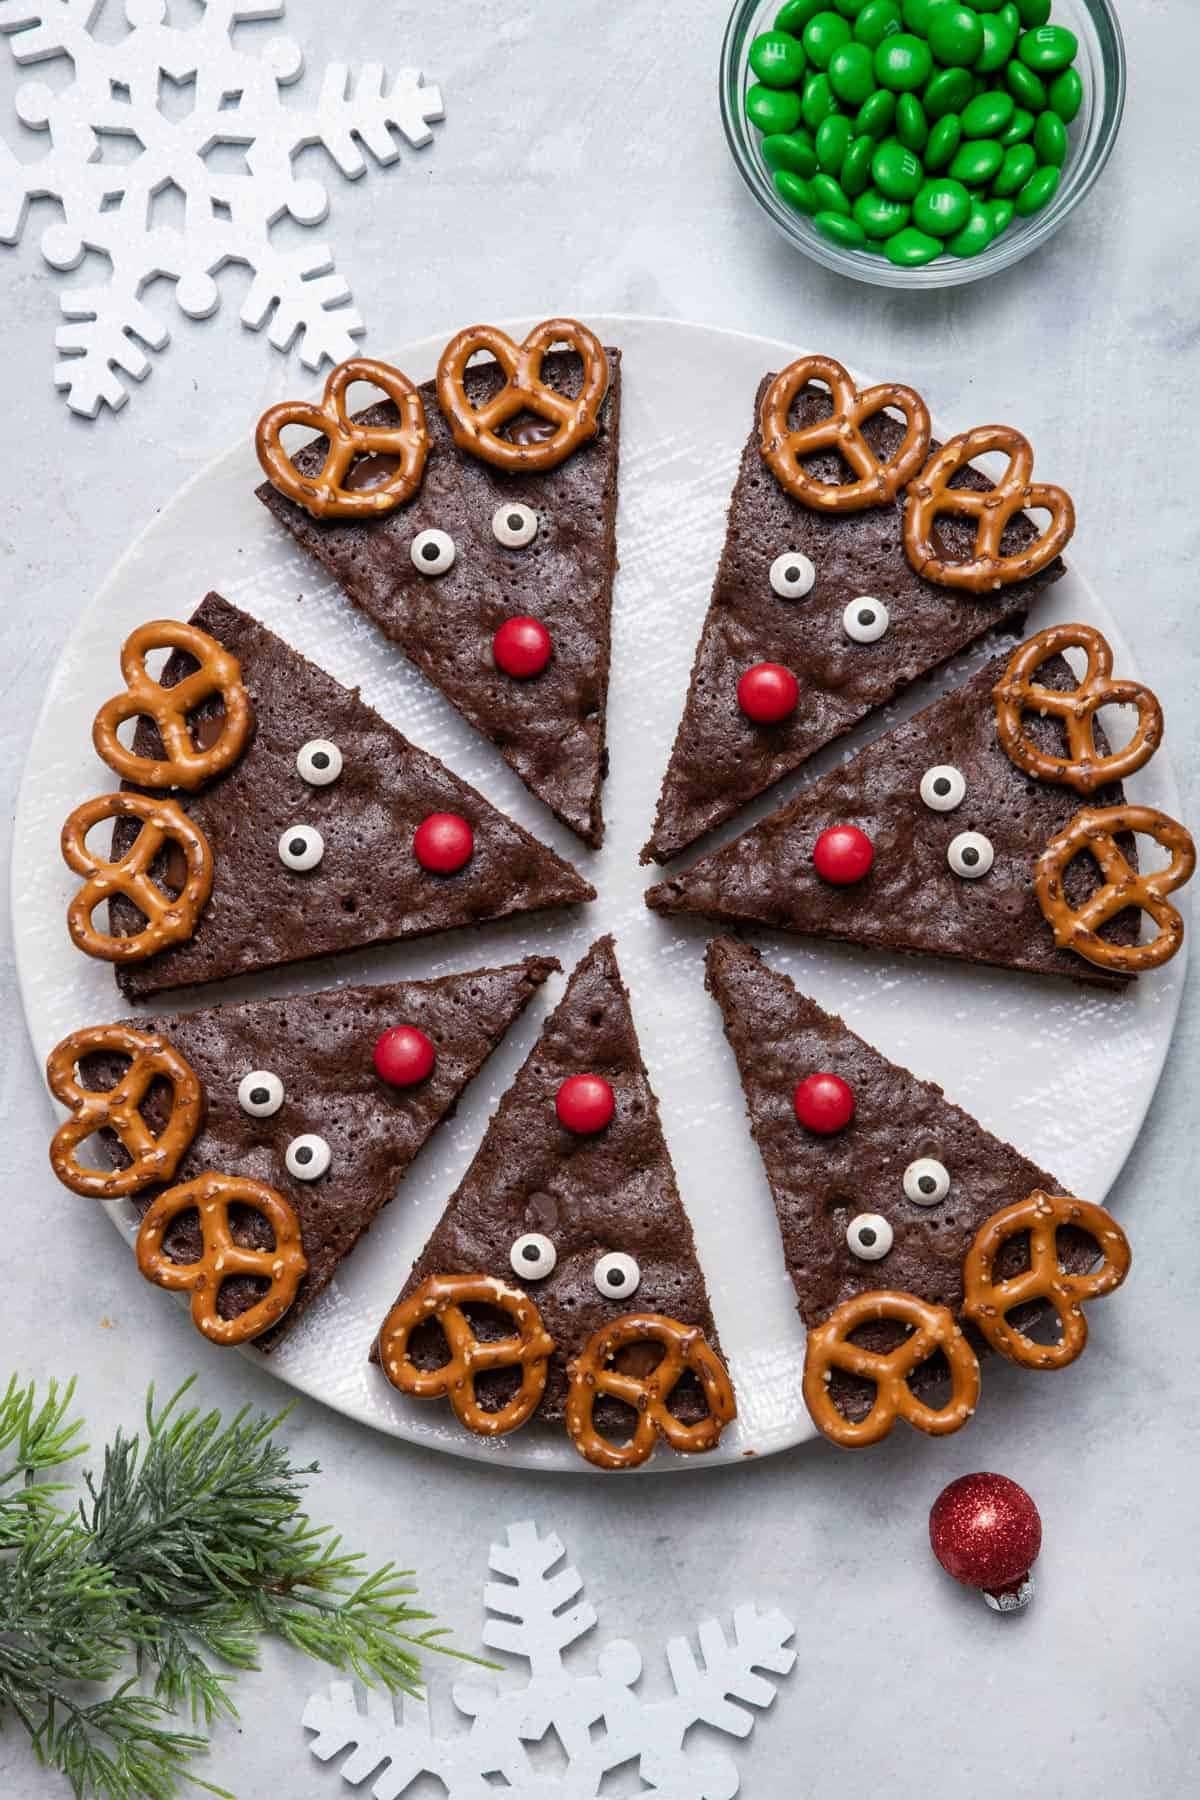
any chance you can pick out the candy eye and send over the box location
[593,1251,640,1299]
[410,528,456,576]
[509,1232,557,1280]
[920,765,966,812]
[770,551,815,599]
[842,597,890,643]
[237,1070,283,1117]
[285,1133,331,1180]
[278,825,324,871]
[492,503,538,548]
[947,830,994,879]
[296,739,343,786]
[846,1213,894,1261]
[903,1157,950,1205]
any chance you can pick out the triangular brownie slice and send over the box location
[648,653,1136,987]
[109,595,593,1000]
[257,349,621,847]
[371,935,725,1439]
[642,375,1065,863]
[80,958,557,1350]
[704,938,1097,1416]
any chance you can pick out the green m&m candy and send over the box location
[926,3,983,68]
[998,2,1022,31]
[854,0,903,48]
[949,138,1004,184]
[853,186,911,235]
[988,195,1015,232]
[923,66,974,119]
[840,132,878,194]
[856,86,897,135]
[1006,58,1047,109]
[1015,0,1051,25]
[810,170,852,213]
[875,31,932,90]
[896,91,928,150]
[746,84,804,134]
[749,31,808,88]
[961,89,1014,137]
[817,111,854,171]
[774,169,818,213]
[900,0,937,28]
[992,141,1036,195]
[803,9,853,66]
[1019,24,1077,72]
[761,130,819,175]
[834,0,871,15]
[946,200,995,257]
[999,107,1034,146]
[775,0,824,29]
[912,176,971,235]
[828,40,877,104]
[872,136,924,198]
[802,71,840,128]
[1033,108,1067,165]
[1015,162,1060,214]
[885,224,943,265]
[1048,66,1083,122]
[924,112,962,169]
[814,209,869,247]
[976,14,1017,75]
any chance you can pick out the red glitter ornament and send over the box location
[930,1473,1042,1612]
[374,1025,437,1088]
[555,1073,615,1135]
[794,1071,855,1134]
[737,662,799,724]
[812,823,874,885]
[413,811,474,874]
[493,616,553,678]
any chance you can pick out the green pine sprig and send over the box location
[0,1374,459,1800]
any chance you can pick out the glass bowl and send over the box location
[720,0,1125,287]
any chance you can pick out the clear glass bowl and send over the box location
[720,0,1125,288]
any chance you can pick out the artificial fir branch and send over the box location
[0,1375,455,1799]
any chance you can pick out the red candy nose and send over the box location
[794,1072,855,1134]
[555,1073,615,1135]
[374,1025,437,1088]
[737,662,799,724]
[813,823,874,885]
[493,616,553,678]
[413,812,474,874]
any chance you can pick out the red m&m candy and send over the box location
[794,1072,855,1134]
[737,662,799,724]
[813,823,874,885]
[374,1025,437,1087]
[413,812,474,874]
[555,1073,615,1135]
[493,616,553,679]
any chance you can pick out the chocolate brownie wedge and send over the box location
[80,957,557,1349]
[648,653,1137,987]
[109,595,593,1000]
[642,376,1065,863]
[371,935,726,1438]
[704,937,1099,1418]
[257,349,621,847]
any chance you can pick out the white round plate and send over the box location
[13,317,1187,1472]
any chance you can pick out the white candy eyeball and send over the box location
[296,739,343,787]
[843,597,890,643]
[278,825,324,872]
[846,1213,894,1261]
[509,1232,557,1280]
[492,503,538,549]
[770,551,816,599]
[903,1157,950,1206]
[593,1251,640,1300]
[947,830,994,879]
[237,1070,284,1118]
[285,1133,331,1180]
[920,765,966,812]
[410,527,456,576]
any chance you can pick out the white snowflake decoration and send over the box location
[303,1521,796,1800]
[0,0,444,415]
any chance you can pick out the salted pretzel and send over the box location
[255,356,429,519]
[992,624,1163,793]
[47,1023,203,1199]
[1034,803,1195,974]
[436,318,609,474]
[802,1290,980,1449]
[564,1313,736,1470]
[135,1170,308,1346]
[962,1190,1131,1371]
[62,792,213,962]
[903,424,1075,591]
[377,1273,555,1435]
[92,619,253,791]
[759,354,931,513]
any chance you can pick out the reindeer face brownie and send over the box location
[256,321,621,847]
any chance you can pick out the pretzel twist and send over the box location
[1034,803,1195,974]
[992,624,1163,793]
[962,1190,1131,1370]
[565,1313,736,1470]
[92,620,254,791]
[802,1290,980,1449]
[47,1023,203,1198]
[377,1273,555,1436]
[136,1170,307,1346]
[256,357,429,519]
[903,424,1075,591]
[759,354,932,512]
[61,792,212,962]
[436,318,609,473]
